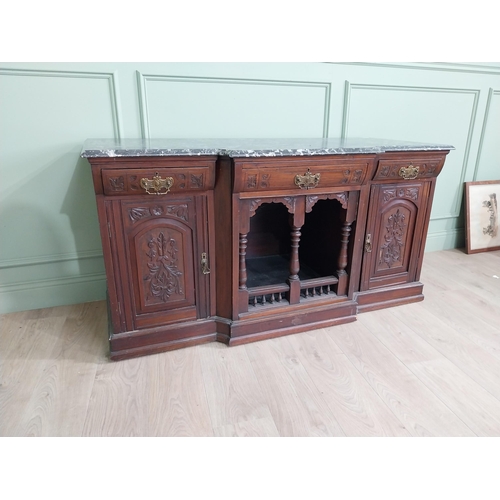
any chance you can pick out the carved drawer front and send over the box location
[373,155,446,182]
[102,165,215,196]
[233,157,374,193]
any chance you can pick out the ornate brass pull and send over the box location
[399,164,419,180]
[140,172,174,195]
[295,169,320,189]
[201,252,210,275]
[365,233,372,253]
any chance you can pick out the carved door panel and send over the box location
[361,182,430,291]
[118,196,209,330]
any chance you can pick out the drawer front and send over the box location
[373,155,446,182]
[233,157,374,193]
[102,165,215,196]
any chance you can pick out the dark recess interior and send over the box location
[245,199,347,288]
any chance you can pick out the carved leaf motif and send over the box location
[144,231,184,302]
[249,197,296,217]
[306,192,348,212]
[190,174,203,188]
[166,204,188,221]
[379,209,406,268]
[247,175,257,188]
[260,174,271,188]
[109,176,125,191]
[406,188,419,200]
[306,195,319,213]
[178,174,186,189]
[129,207,150,222]
[281,197,296,213]
[129,175,140,191]
[380,166,391,177]
[334,192,348,209]
[352,170,363,182]
[382,187,419,204]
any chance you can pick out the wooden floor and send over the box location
[1,248,499,437]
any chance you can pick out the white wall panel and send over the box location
[0,69,118,312]
[343,82,479,220]
[474,89,500,181]
[137,73,330,139]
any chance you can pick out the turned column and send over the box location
[287,201,304,304]
[289,225,301,281]
[239,232,248,290]
[336,220,352,296]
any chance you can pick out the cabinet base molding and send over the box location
[109,319,218,361]
[227,315,357,347]
[354,282,424,313]
[216,300,357,346]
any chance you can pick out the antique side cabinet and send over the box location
[83,139,453,360]
[356,151,448,311]
[85,151,219,359]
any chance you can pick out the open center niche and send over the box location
[243,196,351,307]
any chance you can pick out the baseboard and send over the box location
[0,273,106,314]
[425,228,464,253]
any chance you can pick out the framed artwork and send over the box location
[465,180,500,254]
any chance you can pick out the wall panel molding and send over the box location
[328,62,500,75]
[0,67,119,312]
[0,249,103,270]
[136,71,332,139]
[342,81,481,220]
[473,88,500,181]
[0,68,123,139]
[0,271,106,293]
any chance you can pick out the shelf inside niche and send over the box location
[246,254,322,288]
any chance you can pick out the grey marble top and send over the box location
[81,138,454,158]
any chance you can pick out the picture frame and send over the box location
[465,180,500,254]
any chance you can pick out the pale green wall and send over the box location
[1,62,499,313]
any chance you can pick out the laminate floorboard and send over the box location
[1,249,500,437]
[245,333,346,436]
[329,322,475,436]
[287,330,410,436]
[147,346,214,436]
[362,309,500,436]
[198,342,274,431]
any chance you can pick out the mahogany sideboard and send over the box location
[82,139,453,360]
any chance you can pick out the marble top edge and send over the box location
[81,138,455,158]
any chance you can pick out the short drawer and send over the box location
[102,164,215,196]
[373,154,446,182]
[233,156,375,193]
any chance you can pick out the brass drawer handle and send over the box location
[201,252,210,275]
[399,164,419,180]
[295,169,320,189]
[140,172,174,195]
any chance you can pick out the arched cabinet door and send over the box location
[118,196,210,330]
[360,182,430,291]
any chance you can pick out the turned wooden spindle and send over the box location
[289,225,301,281]
[337,221,352,275]
[239,232,248,290]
